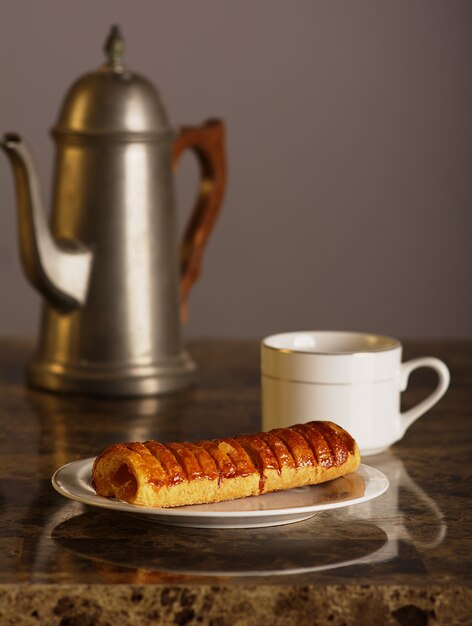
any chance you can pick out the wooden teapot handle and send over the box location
[172,119,226,323]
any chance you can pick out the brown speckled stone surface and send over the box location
[0,339,471,625]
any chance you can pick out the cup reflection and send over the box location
[344,450,446,551]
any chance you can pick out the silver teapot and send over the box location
[1,26,226,396]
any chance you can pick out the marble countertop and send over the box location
[0,338,471,625]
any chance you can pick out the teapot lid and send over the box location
[53,26,171,137]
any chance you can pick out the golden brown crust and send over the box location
[92,421,361,508]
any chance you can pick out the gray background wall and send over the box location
[1,0,471,340]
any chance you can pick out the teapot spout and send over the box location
[1,134,93,311]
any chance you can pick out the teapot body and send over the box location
[30,130,195,395]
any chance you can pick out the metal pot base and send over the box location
[27,353,196,397]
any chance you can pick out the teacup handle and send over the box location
[400,357,450,432]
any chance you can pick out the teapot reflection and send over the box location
[50,451,446,580]
[27,386,197,473]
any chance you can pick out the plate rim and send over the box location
[52,458,389,520]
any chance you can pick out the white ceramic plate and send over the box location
[52,459,388,529]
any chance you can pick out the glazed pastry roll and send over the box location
[92,421,361,508]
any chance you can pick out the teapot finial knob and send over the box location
[104,25,124,71]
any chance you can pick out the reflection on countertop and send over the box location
[51,510,388,579]
[1,339,471,626]
[47,450,446,584]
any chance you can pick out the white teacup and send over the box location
[261,331,450,456]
